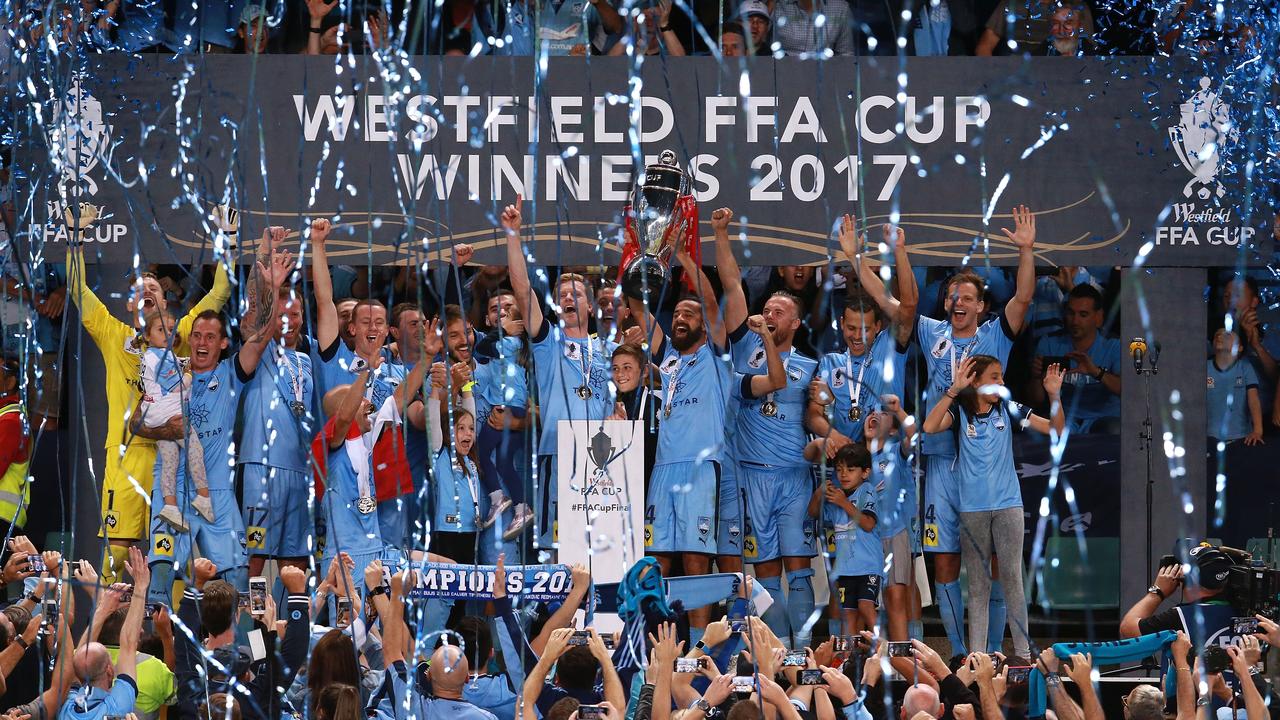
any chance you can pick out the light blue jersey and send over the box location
[184,359,248,491]
[731,330,817,467]
[317,420,383,561]
[431,449,483,533]
[530,324,615,455]
[58,677,138,720]
[916,314,1016,456]
[872,439,915,539]
[1034,331,1121,429]
[952,401,1026,513]
[656,339,734,465]
[817,331,907,441]
[1207,357,1259,441]
[823,482,881,579]
[474,335,529,424]
[240,345,315,472]
[318,340,406,416]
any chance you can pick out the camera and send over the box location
[1224,562,1280,621]
[1203,645,1231,675]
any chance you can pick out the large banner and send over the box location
[556,420,645,584]
[17,57,1273,266]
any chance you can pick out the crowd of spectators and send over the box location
[1,0,1261,58]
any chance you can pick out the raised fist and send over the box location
[711,207,733,232]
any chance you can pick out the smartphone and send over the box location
[237,591,249,610]
[729,618,748,633]
[887,641,914,658]
[27,555,46,574]
[42,595,59,631]
[732,675,755,695]
[249,576,268,617]
[120,587,134,604]
[783,650,807,667]
[674,657,708,673]
[1006,666,1032,684]
[568,630,592,646]
[602,634,616,650]
[834,635,870,654]
[145,602,160,618]
[336,597,352,629]
[1233,617,1261,635]
[1159,554,1181,570]
[797,669,826,686]
[578,705,607,720]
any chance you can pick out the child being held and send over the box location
[140,310,213,532]
[806,442,880,635]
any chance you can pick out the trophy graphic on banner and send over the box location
[1167,77,1237,200]
[618,150,701,300]
[587,428,621,491]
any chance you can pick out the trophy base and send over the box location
[622,258,671,301]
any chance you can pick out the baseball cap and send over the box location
[239,3,267,26]
[738,0,770,21]
[1188,545,1233,591]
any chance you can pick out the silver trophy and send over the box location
[622,150,694,300]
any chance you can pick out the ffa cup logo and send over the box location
[564,341,582,361]
[660,356,679,374]
[50,77,112,196]
[930,337,950,359]
[748,348,766,369]
[1168,77,1237,200]
[1207,376,1215,388]
[831,368,846,388]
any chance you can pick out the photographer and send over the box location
[1120,545,1235,642]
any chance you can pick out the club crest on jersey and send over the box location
[787,367,803,382]
[748,348,766,368]
[205,376,220,392]
[994,414,1006,431]
[930,337,950,359]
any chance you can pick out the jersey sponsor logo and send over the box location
[644,524,654,548]
[153,533,174,557]
[1235,376,1244,387]
[246,525,266,550]
[104,511,118,529]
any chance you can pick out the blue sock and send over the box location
[220,567,248,594]
[146,561,175,606]
[786,569,816,649]
[422,598,453,641]
[987,581,1007,653]
[690,625,705,648]
[937,580,967,656]
[908,619,925,641]
[757,575,790,646]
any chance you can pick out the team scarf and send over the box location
[1028,631,1178,717]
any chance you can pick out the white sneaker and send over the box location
[158,505,190,533]
[192,494,216,522]
[503,504,534,541]
[482,494,513,529]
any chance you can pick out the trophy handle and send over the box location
[1168,126,1197,173]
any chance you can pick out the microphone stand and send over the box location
[1135,349,1158,582]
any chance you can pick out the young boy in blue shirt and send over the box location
[806,443,880,635]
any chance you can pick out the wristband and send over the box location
[15,635,29,650]
[945,390,958,399]
[1045,672,1061,687]
[309,26,323,33]
[368,585,389,598]
[660,25,672,32]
